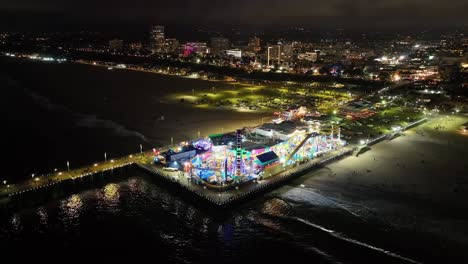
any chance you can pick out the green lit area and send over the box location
[166,82,353,113]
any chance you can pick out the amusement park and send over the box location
[153,107,346,189]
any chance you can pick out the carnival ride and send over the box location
[186,127,345,187]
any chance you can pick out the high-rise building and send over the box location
[210,37,230,55]
[266,45,281,66]
[248,37,261,53]
[150,25,165,52]
[266,42,294,65]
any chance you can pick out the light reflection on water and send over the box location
[63,194,83,217]
[10,215,22,235]
[58,194,84,231]
[0,174,443,263]
[103,183,120,201]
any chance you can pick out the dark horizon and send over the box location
[1,0,467,33]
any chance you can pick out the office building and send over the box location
[210,37,230,55]
[150,25,165,52]
[248,37,261,53]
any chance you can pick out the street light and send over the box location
[104,152,107,162]
[67,161,70,172]
[140,144,143,154]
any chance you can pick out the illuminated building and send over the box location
[210,37,230,55]
[182,42,208,56]
[129,42,143,50]
[225,49,242,58]
[266,44,282,66]
[150,25,165,52]
[248,37,261,53]
[162,38,179,53]
[297,52,318,62]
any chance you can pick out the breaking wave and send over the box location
[23,87,148,142]
[280,187,366,218]
[290,216,422,264]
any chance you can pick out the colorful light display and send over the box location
[187,130,346,186]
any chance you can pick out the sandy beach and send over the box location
[272,115,468,261]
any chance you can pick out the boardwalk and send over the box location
[0,152,145,199]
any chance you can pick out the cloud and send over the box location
[0,0,466,27]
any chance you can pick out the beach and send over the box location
[268,115,468,261]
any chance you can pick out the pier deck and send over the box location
[135,146,355,207]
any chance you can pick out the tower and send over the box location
[267,46,272,66]
[150,25,165,52]
[235,129,243,178]
[277,45,281,64]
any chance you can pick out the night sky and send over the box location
[1,0,467,31]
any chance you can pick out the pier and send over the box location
[135,146,355,208]
[0,118,429,208]
[0,146,354,208]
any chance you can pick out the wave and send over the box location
[254,213,344,264]
[75,115,147,141]
[22,87,148,142]
[290,216,422,264]
[280,187,365,218]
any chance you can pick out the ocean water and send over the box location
[1,57,466,263]
[0,171,426,263]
